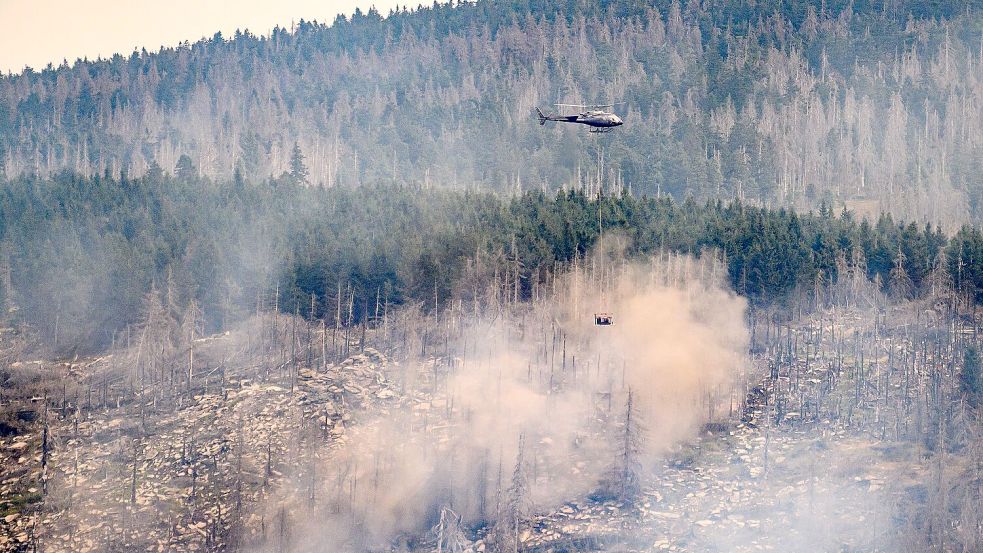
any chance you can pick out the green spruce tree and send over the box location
[289,142,309,185]
[961,345,982,409]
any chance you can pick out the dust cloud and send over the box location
[260,243,750,551]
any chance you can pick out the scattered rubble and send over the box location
[18,341,397,552]
[0,302,971,552]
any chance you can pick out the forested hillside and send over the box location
[1,0,981,223]
[5,2,983,552]
[3,169,983,352]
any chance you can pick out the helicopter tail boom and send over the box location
[536,107,576,124]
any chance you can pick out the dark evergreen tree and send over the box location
[961,345,982,409]
[289,142,308,185]
[175,155,197,181]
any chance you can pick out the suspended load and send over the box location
[594,313,614,326]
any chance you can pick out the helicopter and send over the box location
[536,103,624,132]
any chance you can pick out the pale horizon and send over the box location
[0,0,408,75]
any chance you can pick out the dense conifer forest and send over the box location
[2,169,982,352]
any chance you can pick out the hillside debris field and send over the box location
[1,253,980,552]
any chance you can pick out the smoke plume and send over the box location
[258,244,750,551]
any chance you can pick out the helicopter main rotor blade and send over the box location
[554,102,625,108]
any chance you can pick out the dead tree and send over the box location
[592,388,643,504]
[492,435,528,553]
[432,506,469,553]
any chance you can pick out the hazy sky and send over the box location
[0,0,407,74]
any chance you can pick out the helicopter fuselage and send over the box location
[550,111,623,127]
[537,107,623,129]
